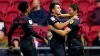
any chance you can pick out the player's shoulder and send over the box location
[49,14,58,21]
[27,19,33,25]
[23,15,30,20]
[69,19,80,25]
[50,16,56,21]
[13,16,20,22]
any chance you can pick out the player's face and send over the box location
[68,7,77,16]
[53,5,61,15]
[68,7,74,16]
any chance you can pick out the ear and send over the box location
[52,9,55,13]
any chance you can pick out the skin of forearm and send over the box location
[59,14,71,17]
[55,15,73,30]
[48,25,63,34]
[59,19,71,29]
[49,18,72,34]
[48,25,57,31]
[59,14,72,18]
[49,25,71,37]
[81,35,85,45]
[49,25,65,36]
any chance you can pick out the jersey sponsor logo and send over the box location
[50,17,56,22]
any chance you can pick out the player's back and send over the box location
[13,13,34,50]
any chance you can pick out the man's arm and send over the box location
[54,16,76,29]
[8,24,18,46]
[28,25,45,41]
[27,24,49,45]
[54,19,71,29]
[49,25,71,36]
[27,20,45,41]
[59,14,71,17]
[49,19,80,36]
[49,15,73,29]
[26,19,48,45]
[81,35,85,46]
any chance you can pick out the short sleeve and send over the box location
[68,19,80,29]
[27,19,33,27]
[48,16,58,26]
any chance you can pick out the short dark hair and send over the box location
[69,4,79,12]
[18,1,29,13]
[49,3,60,13]
[97,0,100,2]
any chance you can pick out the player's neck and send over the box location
[25,12,29,16]
[53,13,59,18]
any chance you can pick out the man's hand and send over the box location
[8,46,13,51]
[48,25,57,31]
[44,38,48,45]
